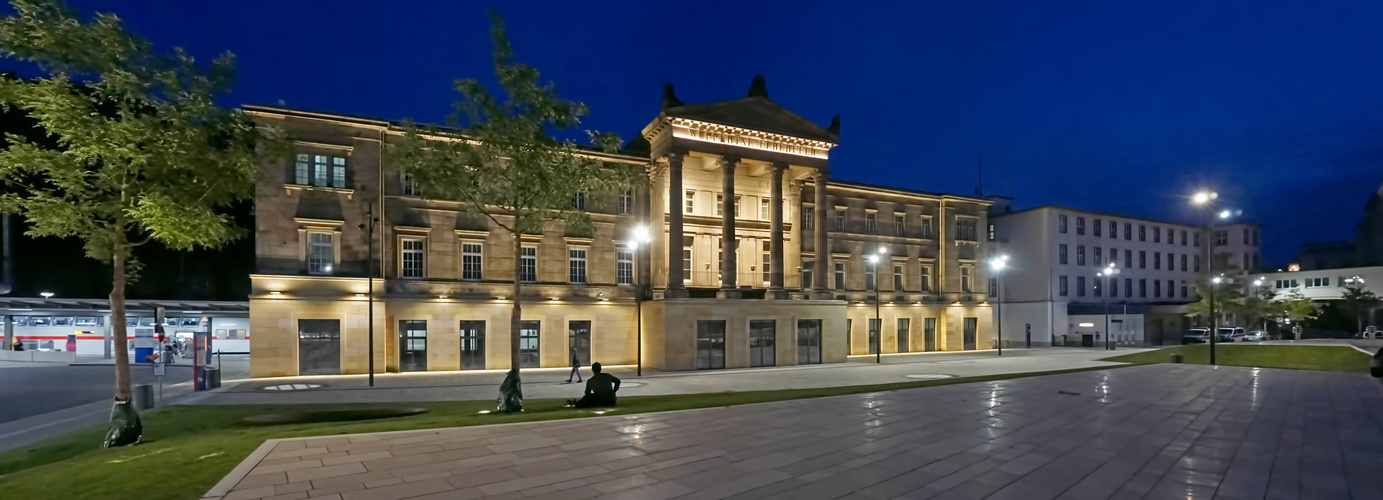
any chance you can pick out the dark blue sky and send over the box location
[46,1,1383,265]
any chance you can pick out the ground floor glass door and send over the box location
[568,321,591,366]
[459,321,485,369]
[897,318,910,353]
[924,318,937,351]
[696,320,726,370]
[398,320,427,372]
[867,318,881,354]
[749,320,775,367]
[797,319,822,364]
[298,319,340,375]
[520,321,540,368]
[963,317,977,350]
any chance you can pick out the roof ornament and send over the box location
[827,114,840,136]
[747,75,769,99]
[661,82,683,110]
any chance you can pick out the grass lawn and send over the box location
[1101,344,1371,373]
[0,365,1111,500]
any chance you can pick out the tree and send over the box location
[1185,278,1246,326]
[0,0,273,445]
[1271,288,1320,325]
[1339,282,1381,335]
[391,11,638,413]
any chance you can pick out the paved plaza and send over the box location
[186,348,1138,406]
[206,363,1383,500]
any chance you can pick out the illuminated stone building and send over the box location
[245,78,993,377]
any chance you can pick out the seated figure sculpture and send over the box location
[569,362,620,408]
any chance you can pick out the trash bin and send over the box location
[133,383,155,410]
[1171,353,1184,364]
[205,366,221,389]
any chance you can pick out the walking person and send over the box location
[566,348,582,383]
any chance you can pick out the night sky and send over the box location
[23,0,1383,266]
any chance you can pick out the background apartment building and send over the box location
[987,199,1260,346]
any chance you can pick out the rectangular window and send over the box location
[402,173,419,196]
[921,217,934,238]
[961,265,973,292]
[987,223,995,241]
[834,261,846,290]
[1077,276,1086,297]
[1110,278,1118,297]
[401,238,425,279]
[1215,230,1228,246]
[1153,227,1160,243]
[802,260,813,290]
[865,212,877,233]
[835,209,846,231]
[716,193,724,217]
[308,233,334,275]
[865,264,876,291]
[894,214,906,235]
[1094,276,1102,297]
[685,190,696,214]
[1154,252,1161,270]
[1125,249,1132,269]
[1059,214,1068,233]
[619,190,633,214]
[802,208,814,230]
[1139,251,1146,269]
[1059,244,1068,265]
[1138,225,1146,241]
[294,153,309,184]
[1194,255,1201,273]
[1059,275,1068,296]
[1076,216,1085,235]
[1154,279,1161,298]
[1243,228,1250,245]
[1094,247,1103,266]
[956,219,977,240]
[1181,254,1187,272]
[617,248,633,285]
[1077,245,1086,266]
[461,243,483,281]
[331,157,346,188]
[312,154,328,186]
[568,248,588,284]
[893,264,904,291]
[760,197,770,220]
[762,241,771,283]
[682,236,693,282]
[1168,280,1174,297]
[920,264,933,292]
[1110,220,1118,239]
[571,191,586,210]
[988,277,998,298]
[1305,277,1330,287]
[1181,230,1187,245]
[1181,284,1188,298]
[897,318,910,353]
[520,246,537,283]
[1093,219,1102,237]
[1194,232,1201,247]
[734,195,741,218]
[1139,279,1147,297]
[1124,222,1132,240]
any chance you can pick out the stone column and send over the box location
[812,171,833,299]
[2,314,11,351]
[769,162,787,299]
[665,153,688,298]
[719,156,740,299]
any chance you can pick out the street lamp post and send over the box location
[1099,263,1120,350]
[361,206,379,387]
[630,226,651,376]
[867,246,887,363]
[1192,190,1233,365]
[989,255,1008,356]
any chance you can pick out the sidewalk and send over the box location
[181,347,1148,406]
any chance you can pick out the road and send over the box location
[0,363,194,424]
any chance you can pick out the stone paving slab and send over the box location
[204,364,1383,500]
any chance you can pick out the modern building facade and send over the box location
[245,80,995,377]
[987,201,1261,346]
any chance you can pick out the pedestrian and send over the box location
[569,362,620,408]
[566,348,582,383]
[12,340,23,351]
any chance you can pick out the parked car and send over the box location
[1218,327,1246,342]
[1243,330,1268,342]
[1183,328,1210,344]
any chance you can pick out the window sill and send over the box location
[286,184,355,199]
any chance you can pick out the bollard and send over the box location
[205,366,222,389]
[1171,353,1184,364]
[133,383,155,410]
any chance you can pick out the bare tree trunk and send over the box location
[111,248,131,402]
[511,231,522,370]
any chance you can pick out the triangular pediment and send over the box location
[664,97,838,144]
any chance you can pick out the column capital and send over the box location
[665,151,686,164]
[769,161,788,172]
[717,155,740,170]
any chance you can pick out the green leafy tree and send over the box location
[1339,282,1381,335]
[391,11,638,412]
[0,0,273,444]
[1185,278,1246,326]
[1271,288,1320,325]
